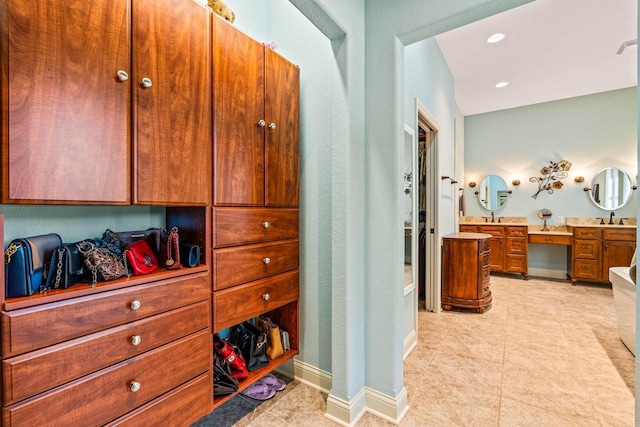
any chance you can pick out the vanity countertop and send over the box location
[528,225,572,236]
[460,216,527,226]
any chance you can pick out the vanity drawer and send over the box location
[2,331,210,427]
[481,240,491,253]
[482,267,491,284]
[573,228,601,240]
[213,207,299,248]
[507,227,527,237]
[105,373,211,427]
[3,301,209,405]
[574,240,599,259]
[1,272,210,357]
[528,234,572,245]
[477,225,504,236]
[459,225,477,233]
[506,237,526,254]
[213,270,299,332]
[573,259,600,280]
[603,228,636,241]
[505,254,527,273]
[213,239,299,290]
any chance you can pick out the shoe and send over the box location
[241,382,276,401]
[257,373,286,391]
[214,334,248,379]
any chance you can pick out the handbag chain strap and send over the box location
[53,247,64,289]
[4,242,21,263]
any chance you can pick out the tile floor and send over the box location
[194,275,635,426]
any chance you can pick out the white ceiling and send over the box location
[435,0,638,116]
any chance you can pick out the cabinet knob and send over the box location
[262,221,270,229]
[130,300,141,310]
[263,257,271,264]
[257,119,266,127]
[131,335,142,346]
[130,381,141,392]
[116,70,129,82]
[141,77,152,88]
[263,293,270,300]
[268,122,276,130]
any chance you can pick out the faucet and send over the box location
[491,212,495,223]
[609,211,615,225]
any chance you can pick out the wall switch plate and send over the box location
[557,216,565,225]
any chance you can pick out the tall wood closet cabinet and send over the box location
[0,2,301,425]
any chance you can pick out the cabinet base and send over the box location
[442,292,492,313]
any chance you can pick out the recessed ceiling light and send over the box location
[495,81,509,88]
[487,33,506,43]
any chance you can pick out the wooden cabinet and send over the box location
[461,224,528,279]
[2,0,211,205]
[212,15,299,207]
[442,233,492,313]
[571,227,636,284]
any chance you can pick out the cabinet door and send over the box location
[133,0,211,205]
[4,0,130,204]
[487,236,504,270]
[603,241,636,278]
[213,16,264,206]
[264,48,300,207]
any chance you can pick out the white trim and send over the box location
[292,359,332,394]
[403,282,415,296]
[325,388,366,426]
[365,387,410,425]
[403,329,417,360]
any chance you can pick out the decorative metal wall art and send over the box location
[529,160,572,199]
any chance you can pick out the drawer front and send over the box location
[506,237,526,254]
[3,331,210,427]
[481,252,491,268]
[603,228,636,241]
[481,240,491,253]
[505,254,527,273]
[482,267,490,285]
[478,225,504,236]
[573,228,600,239]
[213,240,299,291]
[213,270,299,332]
[574,240,599,259]
[528,234,571,245]
[507,226,527,237]
[459,225,476,233]
[573,259,600,280]
[213,208,299,248]
[3,301,209,405]
[2,273,210,357]
[105,373,211,427]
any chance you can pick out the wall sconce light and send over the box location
[574,176,585,183]
[469,181,476,188]
[512,179,521,186]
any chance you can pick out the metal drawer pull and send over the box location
[141,77,152,88]
[130,300,141,310]
[130,381,141,392]
[268,122,276,130]
[263,257,271,264]
[257,119,266,127]
[263,293,270,301]
[131,335,142,346]
[262,221,270,229]
[116,70,129,82]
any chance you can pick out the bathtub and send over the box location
[610,267,636,356]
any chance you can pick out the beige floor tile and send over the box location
[498,397,601,427]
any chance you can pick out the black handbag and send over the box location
[213,352,239,396]
[45,240,96,289]
[5,233,62,297]
[101,228,163,255]
[179,242,201,268]
[229,321,270,372]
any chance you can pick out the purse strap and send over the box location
[52,247,65,289]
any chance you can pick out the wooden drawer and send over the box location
[573,228,601,239]
[574,240,599,260]
[481,240,491,253]
[2,273,209,357]
[573,259,600,280]
[213,270,299,332]
[2,331,210,427]
[213,239,299,291]
[506,237,526,254]
[507,226,527,237]
[477,225,504,236]
[603,228,636,241]
[482,267,490,284]
[213,207,298,248]
[505,254,527,273]
[459,225,476,233]
[105,373,211,427]
[3,301,209,405]
[481,252,491,268]
[528,234,571,245]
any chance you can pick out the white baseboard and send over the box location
[325,388,367,426]
[403,329,417,360]
[527,267,570,280]
[292,359,332,394]
[365,387,409,425]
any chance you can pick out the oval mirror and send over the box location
[587,167,633,210]
[477,175,509,210]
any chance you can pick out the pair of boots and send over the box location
[214,333,248,379]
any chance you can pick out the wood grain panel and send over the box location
[603,241,636,277]
[265,48,300,207]
[603,228,636,241]
[2,331,210,427]
[4,0,130,203]
[573,228,601,240]
[212,207,299,247]
[3,301,209,405]
[213,15,264,206]
[574,239,599,260]
[528,234,572,245]
[213,271,299,332]
[213,239,299,290]
[1,273,209,357]
[133,0,211,205]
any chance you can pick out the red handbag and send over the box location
[124,240,159,275]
